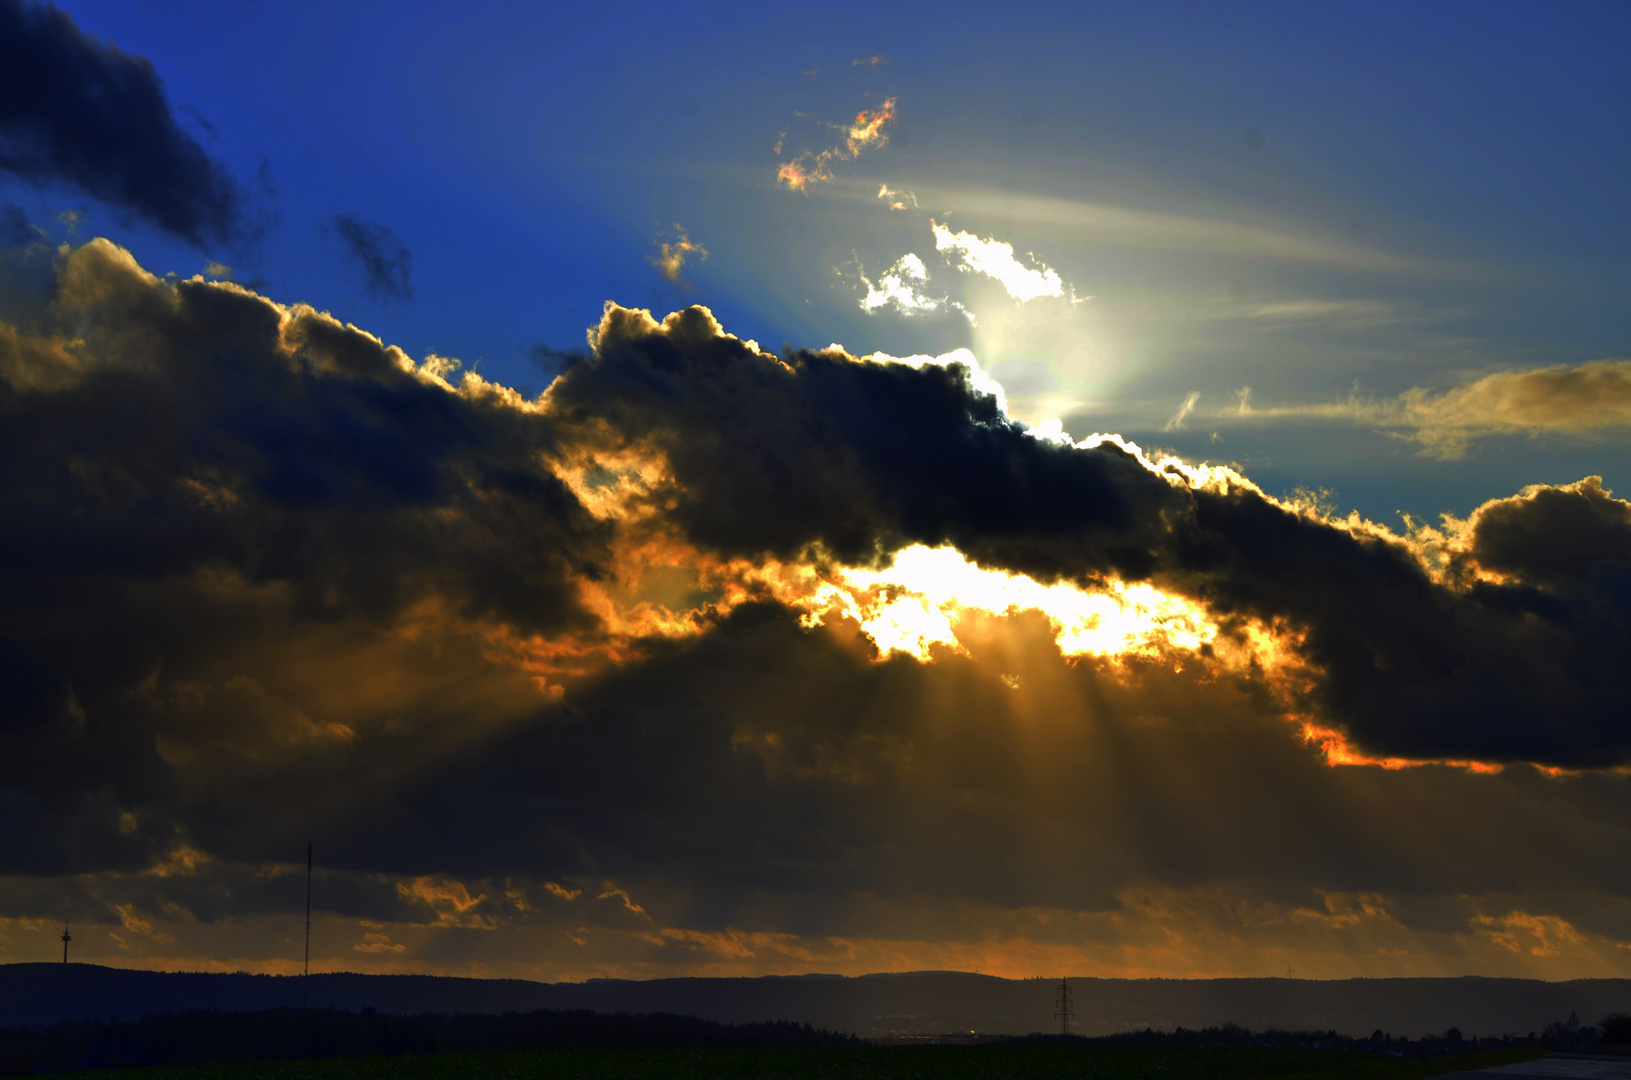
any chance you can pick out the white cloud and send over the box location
[1026,417,1073,445]
[857,253,970,321]
[930,220,1066,302]
[859,253,935,314]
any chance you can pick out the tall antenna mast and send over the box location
[303,843,312,1009]
[60,925,70,965]
[1055,977,1074,1037]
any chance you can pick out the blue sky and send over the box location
[15,0,1630,525]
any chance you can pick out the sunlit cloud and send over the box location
[776,97,897,192]
[1402,358,1631,454]
[931,219,1070,302]
[398,876,496,929]
[650,223,707,287]
[1300,722,1505,775]
[877,182,916,211]
[801,544,1219,662]
[865,346,1006,413]
[1212,358,1631,457]
[851,55,890,67]
[857,252,959,318]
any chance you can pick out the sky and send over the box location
[2,0,1631,985]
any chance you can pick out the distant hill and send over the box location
[3,964,1626,1039]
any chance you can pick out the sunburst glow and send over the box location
[800,544,1219,660]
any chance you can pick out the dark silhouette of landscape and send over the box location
[0,1007,1596,1076]
[0,1007,860,1075]
[4,965,1627,1041]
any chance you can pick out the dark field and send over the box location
[40,1042,1552,1080]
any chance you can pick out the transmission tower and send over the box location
[60,925,70,964]
[1055,977,1075,1036]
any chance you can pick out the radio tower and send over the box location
[60,925,70,964]
[1055,977,1075,1036]
[303,843,312,1010]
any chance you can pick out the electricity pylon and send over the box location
[1055,977,1075,1036]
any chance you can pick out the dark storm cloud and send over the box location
[328,215,413,301]
[1465,476,1631,591]
[9,252,1631,975]
[551,305,1631,768]
[551,305,1190,582]
[0,239,605,874]
[0,0,246,247]
[1176,484,1631,767]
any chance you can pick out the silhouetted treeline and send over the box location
[1009,1021,1547,1055]
[0,1006,863,1075]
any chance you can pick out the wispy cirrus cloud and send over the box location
[1218,359,1631,458]
[1400,359,1631,454]
[1163,391,1200,432]
[1236,299,1406,327]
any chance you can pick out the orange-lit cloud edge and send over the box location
[9,243,1626,983]
[532,302,1581,779]
[776,97,897,192]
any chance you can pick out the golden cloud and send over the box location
[777,98,897,192]
[649,224,707,287]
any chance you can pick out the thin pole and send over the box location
[303,843,312,1009]
[61,926,70,964]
